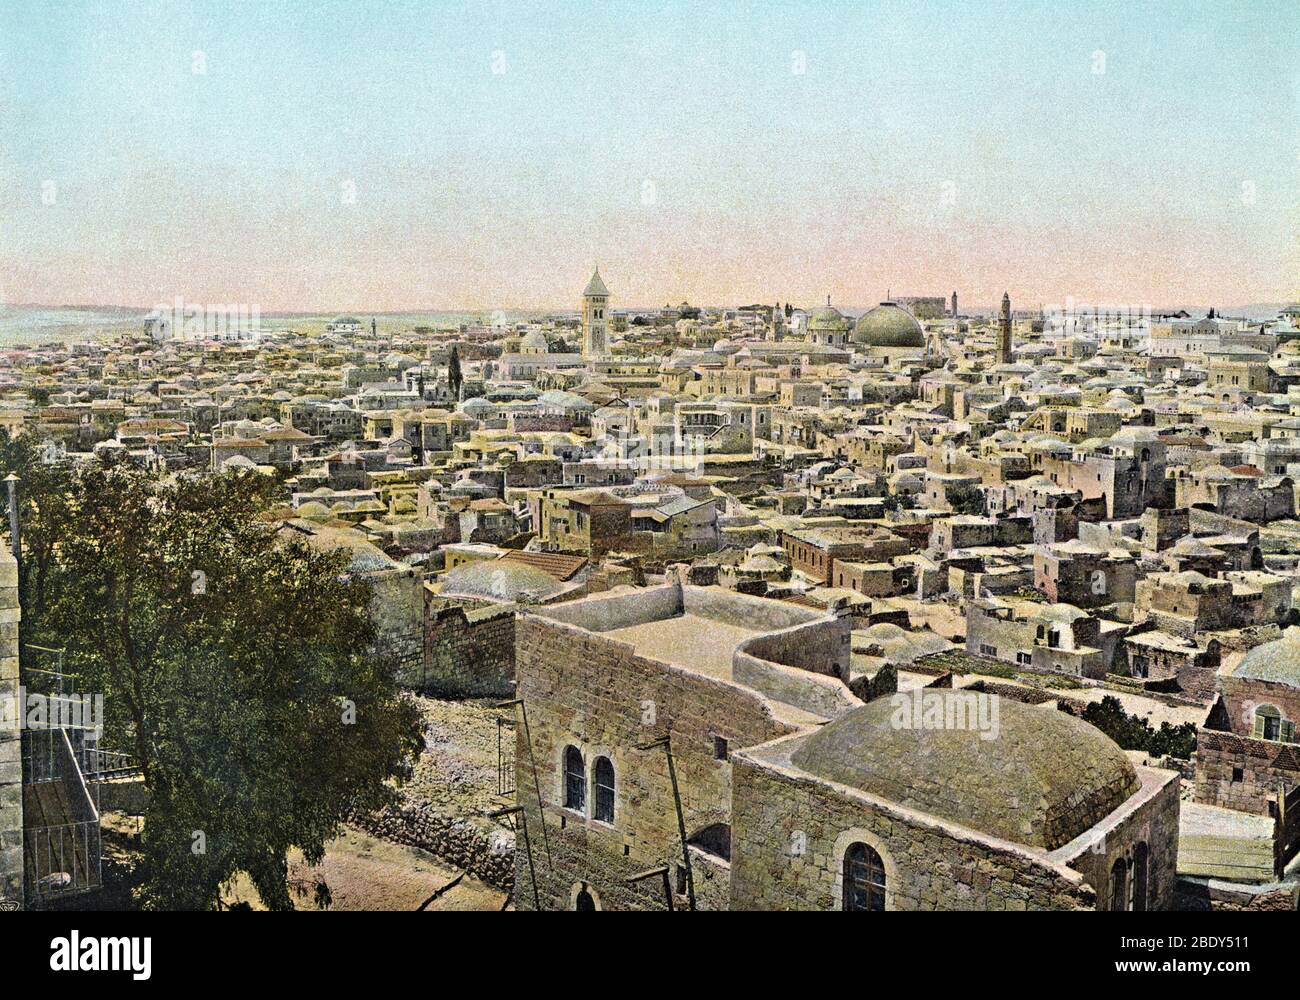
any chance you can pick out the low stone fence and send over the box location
[355,801,515,891]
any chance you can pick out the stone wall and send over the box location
[1060,770,1182,911]
[355,802,515,891]
[0,548,19,906]
[414,603,516,698]
[729,743,1098,910]
[736,614,853,681]
[511,612,798,910]
[1194,728,1300,816]
[1175,875,1299,912]
[732,653,858,720]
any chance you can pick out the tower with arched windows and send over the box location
[581,268,609,358]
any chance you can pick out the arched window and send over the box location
[563,746,585,811]
[1254,705,1284,742]
[1131,843,1149,912]
[1109,857,1129,911]
[842,843,886,911]
[593,756,615,824]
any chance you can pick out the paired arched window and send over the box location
[563,746,585,811]
[842,842,886,911]
[593,756,615,824]
[563,746,616,824]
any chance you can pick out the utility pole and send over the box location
[636,733,696,911]
[488,805,540,910]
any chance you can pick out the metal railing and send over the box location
[496,716,516,797]
[24,820,102,898]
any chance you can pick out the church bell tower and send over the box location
[581,268,609,358]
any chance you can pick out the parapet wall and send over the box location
[532,581,823,635]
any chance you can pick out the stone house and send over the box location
[509,583,1180,911]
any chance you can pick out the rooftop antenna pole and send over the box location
[488,805,540,910]
[636,733,696,911]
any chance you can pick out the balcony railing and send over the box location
[24,819,102,898]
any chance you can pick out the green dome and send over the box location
[808,305,851,331]
[790,694,1139,849]
[852,301,925,348]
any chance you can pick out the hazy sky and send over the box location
[1,0,1296,312]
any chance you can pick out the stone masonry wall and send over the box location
[511,613,798,910]
[1194,728,1300,816]
[729,748,1098,911]
[413,604,516,698]
[1062,771,1181,911]
[0,547,20,906]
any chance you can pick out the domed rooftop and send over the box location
[519,329,549,353]
[808,304,851,331]
[1235,628,1300,687]
[441,559,563,602]
[852,302,925,348]
[790,695,1139,850]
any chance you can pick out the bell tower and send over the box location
[581,268,610,358]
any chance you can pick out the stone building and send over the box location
[782,525,911,584]
[967,597,1106,678]
[509,582,1180,910]
[1195,630,1300,818]
[1034,539,1138,608]
[731,697,1179,911]
[581,269,610,358]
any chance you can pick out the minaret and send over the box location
[997,292,1013,364]
[581,268,609,358]
[951,291,958,318]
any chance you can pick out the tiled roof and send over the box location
[500,549,588,581]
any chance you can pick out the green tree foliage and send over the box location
[1075,695,1197,760]
[0,439,423,909]
[945,483,987,516]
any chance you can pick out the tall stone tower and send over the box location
[581,268,609,358]
[951,290,958,317]
[0,544,22,907]
[997,291,1013,364]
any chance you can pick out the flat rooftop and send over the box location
[606,613,760,683]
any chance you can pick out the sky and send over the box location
[0,0,1297,313]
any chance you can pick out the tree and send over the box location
[447,344,463,401]
[2,449,423,909]
[1074,695,1197,760]
[946,484,987,516]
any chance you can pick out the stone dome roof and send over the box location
[519,329,549,353]
[1235,628,1300,687]
[441,559,563,602]
[852,302,925,348]
[789,695,1139,850]
[808,305,851,331]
